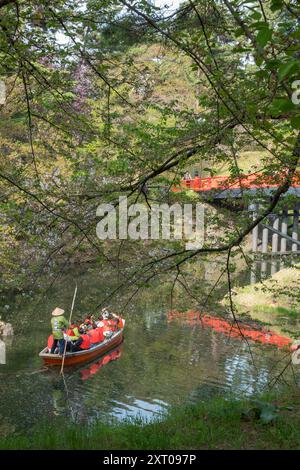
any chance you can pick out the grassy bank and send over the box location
[224,266,300,338]
[1,394,300,450]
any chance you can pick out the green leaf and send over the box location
[255,70,269,79]
[270,98,294,116]
[255,54,264,67]
[234,28,245,38]
[291,116,300,130]
[251,12,262,21]
[270,0,283,12]
[278,61,299,81]
[256,28,273,48]
[251,22,269,31]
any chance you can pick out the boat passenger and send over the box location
[102,320,112,336]
[84,315,96,329]
[67,323,80,341]
[109,312,123,329]
[107,313,118,332]
[95,327,105,342]
[96,314,104,328]
[79,322,87,332]
[88,326,103,345]
[71,327,91,352]
[101,308,110,320]
[50,307,69,355]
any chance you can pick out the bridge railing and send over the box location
[174,173,300,193]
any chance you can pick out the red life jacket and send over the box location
[88,328,101,344]
[67,327,77,338]
[95,327,104,342]
[107,319,118,332]
[102,319,111,334]
[79,334,91,350]
[47,334,54,350]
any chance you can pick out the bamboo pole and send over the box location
[60,284,78,375]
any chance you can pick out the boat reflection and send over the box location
[79,346,122,381]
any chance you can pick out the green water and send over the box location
[0,263,298,437]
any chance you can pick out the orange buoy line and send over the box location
[167,310,292,349]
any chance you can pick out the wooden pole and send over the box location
[60,284,78,375]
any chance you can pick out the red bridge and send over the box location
[173,173,300,196]
[172,172,300,256]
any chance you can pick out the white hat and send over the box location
[52,307,65,317]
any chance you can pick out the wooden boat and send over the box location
[39,322,125,366]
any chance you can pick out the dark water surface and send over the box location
[0,264,298,436]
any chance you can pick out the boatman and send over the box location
[50,307,69,355]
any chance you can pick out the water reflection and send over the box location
[80,347,122,381]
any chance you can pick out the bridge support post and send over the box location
[272,216,279,253]
[271,258,278,275]
[262,225,268,253]
[292,208,299,252]
[280,209,288,253]
[250,259,259,285]
[250,204,258,252]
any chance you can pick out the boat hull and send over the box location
[39,328,124,366]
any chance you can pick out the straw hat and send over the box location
[52,307,65,317]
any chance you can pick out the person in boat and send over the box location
[70,327,91,352]
[95,315,106,340]
[108,311,124,330]
[96,314,104,328]
[98,310,123,330]
[102,307,110,319]
[88,325,104,345]
[84,315,96,329]
[107,313,118,332]
[99,312,114,337]
[64,322,81,351]
[50,307,69,355]
[67,322,80,341]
